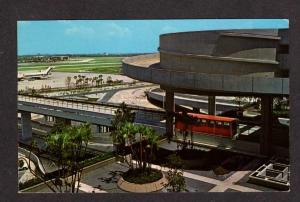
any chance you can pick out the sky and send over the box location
[17,19,289,55]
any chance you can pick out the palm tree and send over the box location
[28,123,92,193]
[136,125,159,171]
[88,78,92,86]
[119,122,137,169]
[118,123,159,172]
[106,76,113,85]
[98,75,103,86]
[84,78,89,86]
[73,76,78,87]
[95,79,100,87]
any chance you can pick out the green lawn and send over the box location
[18,56,124,74]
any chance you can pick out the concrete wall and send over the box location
[160,30,280,61]
[160,31,219,56]
[18,99,165,128]
[175,132,288,157]
[20,111,32,140]
[122,60,289,95]
[122,29,289,95]
[18,101,114,126]
[147,90,237,112]
[160,52,279,75]
[213,35,277,60]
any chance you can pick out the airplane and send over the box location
[18,66,55,81]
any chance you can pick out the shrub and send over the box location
[164,154,186,192]
[165,169,186,192]
[19,159,24,168]
[122,168,162,184]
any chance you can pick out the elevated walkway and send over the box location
[18,95,167,140]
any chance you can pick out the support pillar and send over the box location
[55,117,71,126]
[208,96,216,115]
[91,124,97,133]
[260,95,273,156]
[192,107,200,113]
[165,90,175,140]
[20,111,32,141]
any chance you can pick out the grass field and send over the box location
[18,56,123,74]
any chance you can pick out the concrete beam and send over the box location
[20,111,32,141]
[192,107,200,113]
[18,101,114,126]
[55,117,71,126]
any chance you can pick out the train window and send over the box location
[210,120,215,124]
[217,121,222,125]
[224,122,230,126]
[202,119,207,123]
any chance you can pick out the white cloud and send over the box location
[63,22,132,40]
[64,26,96,37]
[106,23,131,37]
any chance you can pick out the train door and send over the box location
[215,121,223,136]
[209,120,215,134]
[223,122,231,137]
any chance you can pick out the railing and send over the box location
[18,95,166,123]
[18,95,118,115]
[18,94,164,113]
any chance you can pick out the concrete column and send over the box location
[165,90,175,139]
[91,124,97,133]
[55,117,71,126]
[208,96,216,115]
[260,95,273,156]
[20,111,32,141]
[192,107,200,113]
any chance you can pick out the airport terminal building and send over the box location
[122,29,289,156]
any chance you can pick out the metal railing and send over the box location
[18,95,118,115]
[18,95,166,122]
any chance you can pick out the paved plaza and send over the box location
[22,155,278,193]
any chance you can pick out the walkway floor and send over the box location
[22,156,278,193]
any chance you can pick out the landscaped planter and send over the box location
[117,172,167,193]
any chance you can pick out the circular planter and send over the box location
[117,172,167,193]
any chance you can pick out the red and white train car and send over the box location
[175,112,239,138]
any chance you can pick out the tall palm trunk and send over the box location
[140,134,143,170]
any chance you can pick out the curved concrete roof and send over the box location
[122,30,289,96]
